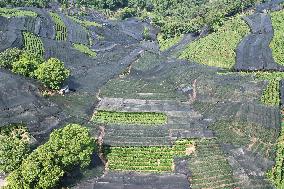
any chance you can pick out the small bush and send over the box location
[6,124,95,189]
[117,7,136,19]
[0,48,22,69]
[143,27,151,40]
[0,125,30,174]
[35,58,70,90]
[12,52,44,78]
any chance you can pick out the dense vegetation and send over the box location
[104,140,193,172]
[0,7,37,17]
[12,52,44,78]
[5,124,95,189]
[73,43,97,57]
[0,48,22,69]
[49,12,68,41]
[268,111,284,188]
[35,58,70,90]
[92,111,167,125]
[270,10,284,66]
[1,0,264,39]
[0,125,30,174]
[0,48,69,90]
[180,15,250,69]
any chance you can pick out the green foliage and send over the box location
[34,58,70,90]
[73,43,97,57]
[6,124,95,189]
[49,12,67,41]
[255,72,284,106]
[0,7,37,18]
[0,125,30,174]
[267,111,284,188]
[104,140,193,172]
[23,32,45,57]
[270,10,284,66]
[0,48,22,69]
[157,33,183,51]
[12,52,44,78]
[92,111,167,125]
[179,15,250,69]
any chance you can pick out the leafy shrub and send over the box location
[12,52,44,78]
[6,124,95,189]
[0,125,30,174]
[35,58,70,90]
[179,15,250,69]
[0,48,22,69]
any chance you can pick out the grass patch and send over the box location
[210,120,277,159]
[23,32,45,57]
[179,15,249,69]
[73,43,96,57]
[157,34,184,51]
[267,111,284,188]
[49,12,67,41]
[103,140,193,172]
[0,7,37,18]
[270,10,284,66]
[92,111,167,125]
[68,16,102,27]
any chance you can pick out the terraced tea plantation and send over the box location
[188,139,237,189]
[92,111,167,125]
[103,140,193,172]
[49,12,68,41]
[23,32,45,56]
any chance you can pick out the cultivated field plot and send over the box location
[104,140,193,172]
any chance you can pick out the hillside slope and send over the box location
[1,1,284,189]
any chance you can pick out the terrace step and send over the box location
[94,172,190,189]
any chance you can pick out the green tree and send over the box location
[6,124,95,189]
[34,58,70,90]
[12,52,44,77]
[0,48,22,69]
